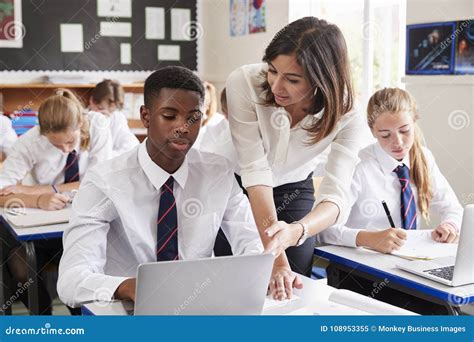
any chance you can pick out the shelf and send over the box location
[401,75,474,85]
[0,83,143,89]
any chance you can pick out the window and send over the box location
[289,0,407,105]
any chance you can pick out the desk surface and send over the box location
[82,277,415,316]
[0,208,66,241]
[315,245,474,305]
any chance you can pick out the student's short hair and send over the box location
[144,66,205,108]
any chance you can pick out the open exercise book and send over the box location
[391,230,457,260]
[3,208,71,228]
[363,229,457,260]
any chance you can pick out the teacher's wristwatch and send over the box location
[294,221,308,247]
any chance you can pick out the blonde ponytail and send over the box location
[38,88,91,150]
[367,88,432,221]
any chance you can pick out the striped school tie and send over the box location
[64,150,80,183]
[393,164,417,229]
[156,176,179,261]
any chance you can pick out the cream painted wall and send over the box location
[404,0,474,209]
[197,0,289,93]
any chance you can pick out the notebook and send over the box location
[4,208,71,228]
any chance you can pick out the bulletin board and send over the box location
[0,0,197,71]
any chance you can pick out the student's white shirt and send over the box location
[317,142,464,247]
[194,119,238,166]
[57,142,263,307]
[108,110,139,156]
[0,115,17,156]
[226,63,370,224]
[0,111,113,188]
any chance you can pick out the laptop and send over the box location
[396,204,474,286]
[133,253,274,315]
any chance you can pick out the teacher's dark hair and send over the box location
[261,17,354,144]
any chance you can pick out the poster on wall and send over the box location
[249,0,266,34]
[406,22,456,75]
[454,19,474,75]
[230,0,248,37]
[0,0,23,48]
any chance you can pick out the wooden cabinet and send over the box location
[0,83,147,141]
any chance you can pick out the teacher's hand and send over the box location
[268,264,303,300]
[264,221,302,258]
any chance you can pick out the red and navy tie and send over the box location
[64,150,80,183]
[156,176,179,261]
[394,164,417,229]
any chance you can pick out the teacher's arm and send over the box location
[226,66,301,300]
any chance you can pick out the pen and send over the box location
[382,200,395,228]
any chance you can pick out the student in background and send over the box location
[0,89,112,208]
[225,17,368,299]
[0,89,112,315]
[89,79,139,156]
[317,88,463,252]
[57,66,262,307]
[220,88,228,118]
[0,114,17,162]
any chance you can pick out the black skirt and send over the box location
[214,173,315,277]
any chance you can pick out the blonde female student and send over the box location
[0,89,113,208]
[89,79,139,156]
[317,88,463,252]
[0,89,112,315]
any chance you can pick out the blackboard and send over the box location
[0,0,197,71]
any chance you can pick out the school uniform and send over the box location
[317,141,463,247]
[108,110,139,156]
[57,141,263,308]
[0,115,17,157]
[0,111,112,315]
[220,63,370,276]
[0,111,113,188]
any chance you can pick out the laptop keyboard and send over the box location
[423,265,454,281]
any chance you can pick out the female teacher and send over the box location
[226,17,367,299]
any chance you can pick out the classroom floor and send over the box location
[11,298,71,315]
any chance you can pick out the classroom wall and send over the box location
[404,0,474,209]
[197,0,289,93]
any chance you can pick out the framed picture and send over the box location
[454,19,474,75]
[406,22,456,75]
[0,0,23,48]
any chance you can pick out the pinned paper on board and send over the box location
[230,0,248,37]
[97,0,132,18]
[145,7,165,40]
[120,43,131,64]
[249,0,266,33]
[171,8,191,41]
[0,0,24,48]
[100,22,132,37]
[158,45,180,61]
[60,24,84,52]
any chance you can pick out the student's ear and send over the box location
[140,105,150,128]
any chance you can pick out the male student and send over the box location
[57,66,263,307]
